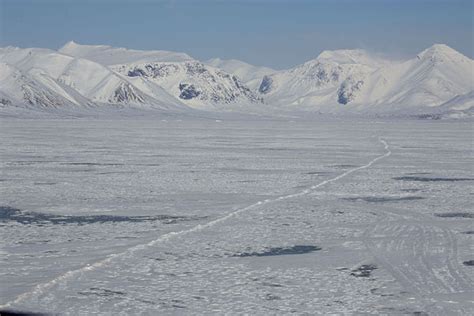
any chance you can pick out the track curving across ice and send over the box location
[362,203,474,315]
[1,137,392,309]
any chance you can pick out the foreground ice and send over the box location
[0,118,472,315]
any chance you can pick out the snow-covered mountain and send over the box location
[59,41,262,110]
[258,45,473,116]
[257,49,379,109]
[0,46,187,111]
[205,58,275,90]
[59,41,193,65]
[0,42,472,117]
[111,61,262,109]
[0,42,262,112]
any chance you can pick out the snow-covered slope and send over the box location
[440,90,474,111]
[0,43,262,111]
[0,46,186,110]
[366,44,473,109]
[257,44,473,115]
[0,42,472,117]
[59,42,263,109]
[258,49,379,110]
[205,58,275,90]
[59,41,193,65]
[316,49,391,68]
[112,61,262,109]
[429,91,474,119]
[0,61,79,109]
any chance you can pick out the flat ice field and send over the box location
[0,118,473,315]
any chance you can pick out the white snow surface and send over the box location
[0,118,473,315]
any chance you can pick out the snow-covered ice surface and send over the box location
[0,118,473,315]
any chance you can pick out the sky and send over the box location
[0,0,472,69]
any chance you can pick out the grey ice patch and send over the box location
[98,171,137,175]
[370,287,395,297]
[261,282,284,288]
[378,308,428,316]
[0,206,203,225]
[434,212,474,219]
[400,188,421,193]
[330,164,358,169]
[393,176,474,182]
[235,245,321,257]
[343,196,425,203]
[60,162,125,166]
[0,310,49,316]
[78,287,126,297]
[350,264,377,278]
[264,293,281,301]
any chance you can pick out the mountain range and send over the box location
[0,41,472,118]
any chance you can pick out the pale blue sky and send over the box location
[0,0,472,69]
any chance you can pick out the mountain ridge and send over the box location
[1,42,472,118]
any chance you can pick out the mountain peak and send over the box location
[317,49,367,61]
[58,42,193,65]
[316,49,389,67]
[60,40,82,51]
[417,44,469,63]
[59,41,110,55]
[63,40,77,47]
